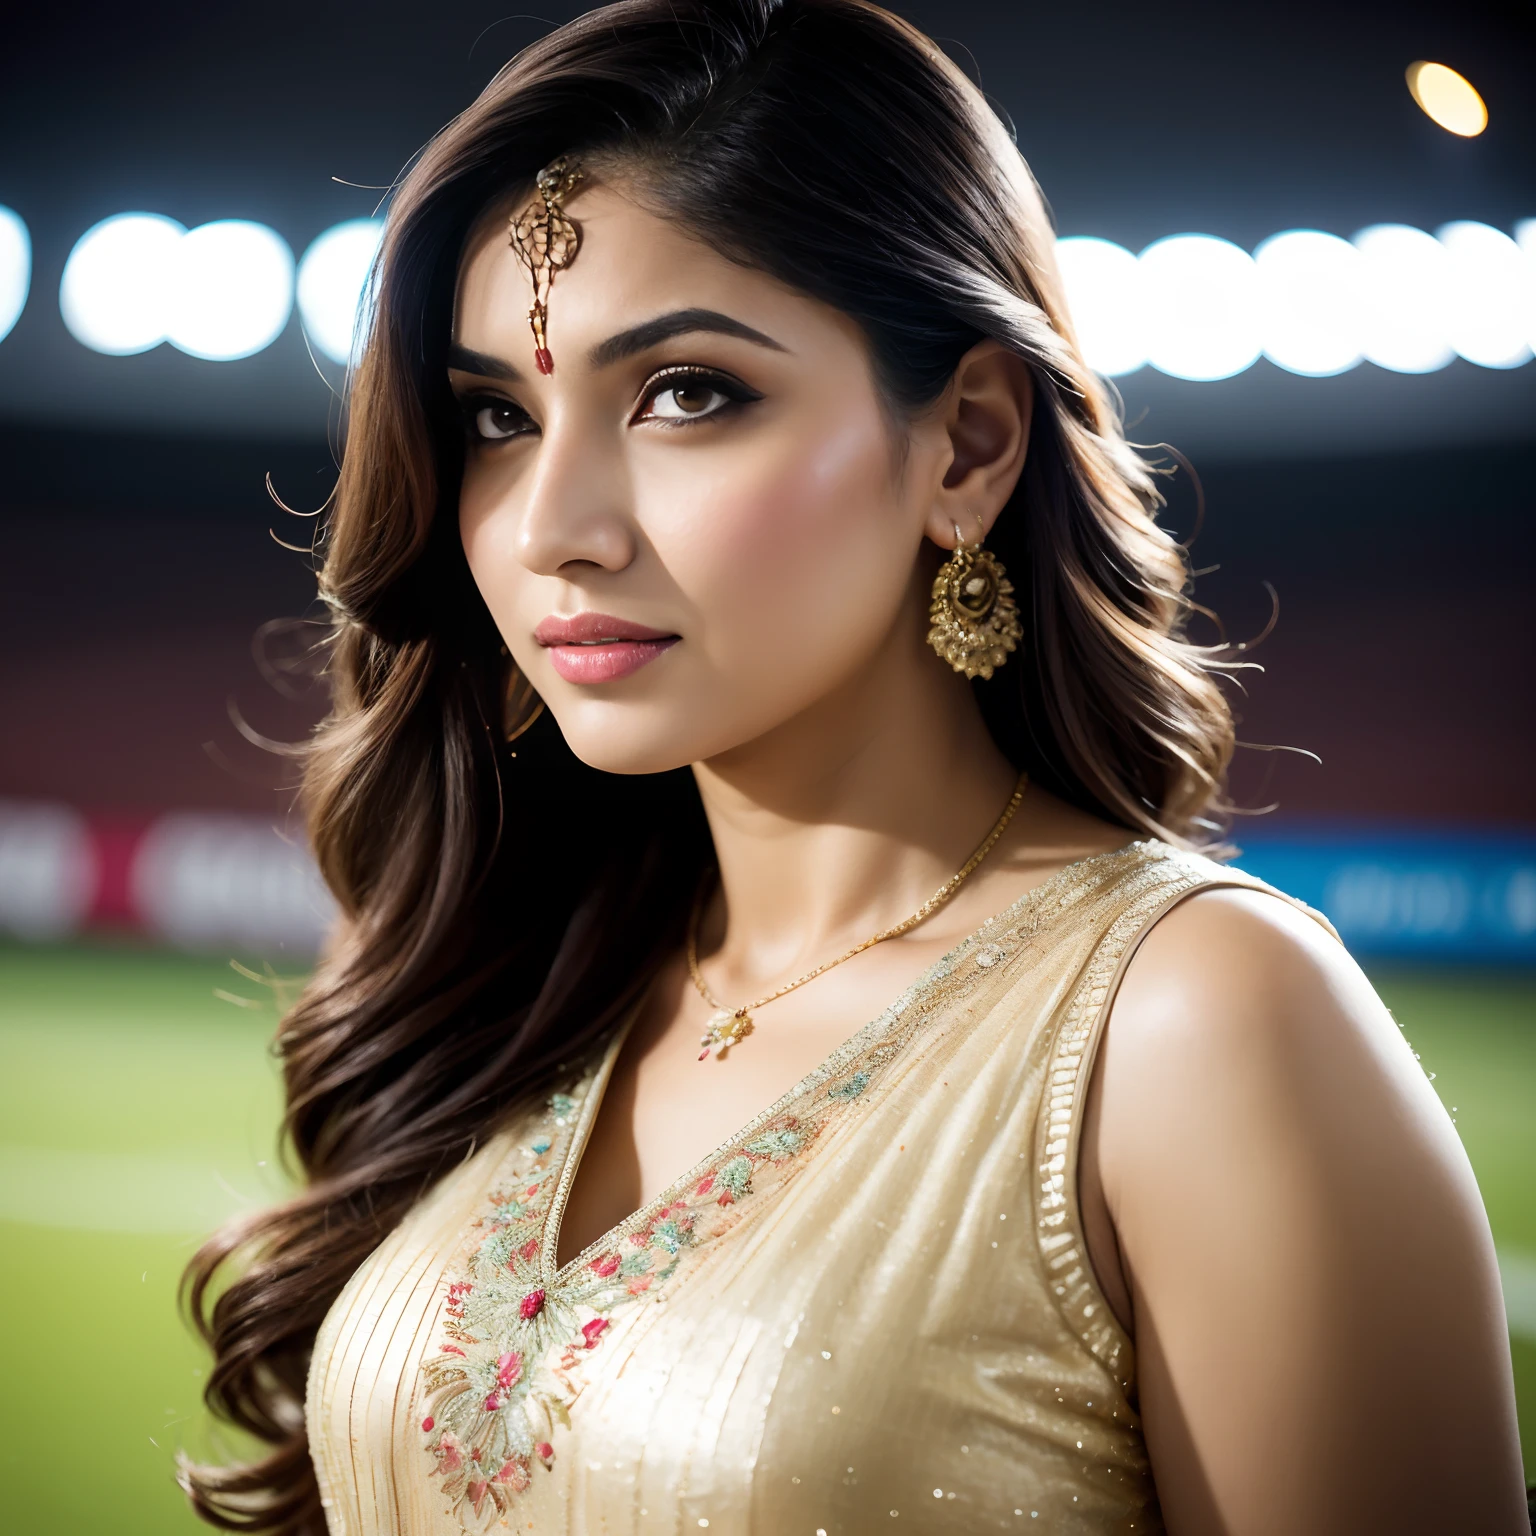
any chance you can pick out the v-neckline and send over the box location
[538,838,1148,1287]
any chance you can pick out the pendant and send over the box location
[698,1007,754,1061]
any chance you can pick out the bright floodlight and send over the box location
[1054,237,1146,376]
[297,219,384,365]
[1406,62,1487,138]
[1254,229,1365,377]
[166,220,294,361]
[0,206,29,345]
[1517,219,1536,352]
[1138,234,1262,381]
[1350,224,1455,374]
[1436,221,1534,370]
[60,212,185,355]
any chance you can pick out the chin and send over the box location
[546,702,720,778]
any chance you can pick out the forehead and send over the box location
[453,178,859,354]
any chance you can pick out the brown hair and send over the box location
[182,0,1234,1526]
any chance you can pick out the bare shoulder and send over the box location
[1097,881,1464,1239]
[1119,880,1369,1025]
[1087,882,1526,1534]
[1106,881,1429,1113]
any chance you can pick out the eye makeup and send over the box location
[632,365,763,427]
[455,363,764,443]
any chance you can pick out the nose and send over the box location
[515,411,637,578]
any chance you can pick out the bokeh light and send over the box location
[61,213,293,360]
[53,210,1536,381]
[60,212,185,355]
[1406,62,1488,138]
[1436,221,1534,370]
[1511,219,1536,355]
[165,220,294,361]
[1350,224,1455,375]
[296,219,384,365]
[0,206,30,346]
[1054,236,1146,376]
[1255,229,1365,377]
[1138,234,1262,381]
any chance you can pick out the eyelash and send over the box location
[633,365,762,427]
[458,365,762,444]
[460,396,534,443]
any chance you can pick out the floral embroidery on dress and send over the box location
[420,1079,862,1523]
[414,853,1116,1526]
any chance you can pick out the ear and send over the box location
[921,339,1034,550]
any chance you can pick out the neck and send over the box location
[690,607,1019,981]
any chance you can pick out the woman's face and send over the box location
[452,179,949,775]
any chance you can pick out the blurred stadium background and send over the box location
[0,0,1532,1530]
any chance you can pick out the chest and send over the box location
[312,982,1152,1536]
[305,850,1193,1535]
[560,938,971,1262]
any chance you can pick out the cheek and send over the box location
[658,405,906,634]
[458,466,520,622]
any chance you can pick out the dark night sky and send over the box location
[3,0,1530,238]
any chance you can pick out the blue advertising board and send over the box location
[1233,830,1536,964]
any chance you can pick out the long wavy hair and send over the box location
[181,0,1236,1526]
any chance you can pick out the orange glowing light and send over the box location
[1406,61,1488,137]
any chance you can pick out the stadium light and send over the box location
[60,212,186,355]
[166,220,294,361]
[1053,236,1146,376]
[61,214,293,360]
[1349,224,1455,374]
[1254,230,1365,377]
[1520,220,1536,354]
[1138,234,1262,381]
[1406,62,1488,138]
[296,219,384,365]
[1436,221,1534,370]
[0,206,30,346]
[55,209,1536,381]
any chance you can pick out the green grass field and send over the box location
[0,943,1532,1534]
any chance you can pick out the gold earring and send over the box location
[926,520,1022,680]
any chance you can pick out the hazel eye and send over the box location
[648,380,729,420]
[637,367,759,425]
[467,399,533,441]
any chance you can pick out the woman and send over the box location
[184,1,1527,1531]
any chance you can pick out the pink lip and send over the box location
[535,611,679,685]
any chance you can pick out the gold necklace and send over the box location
[687,773,1029,1060]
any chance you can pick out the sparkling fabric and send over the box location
[307,841,1328,1534]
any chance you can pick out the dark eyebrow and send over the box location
[447,342,521,381]
[588,308,787,368]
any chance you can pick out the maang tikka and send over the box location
[926,519,1022,680]
[508,155,584,375]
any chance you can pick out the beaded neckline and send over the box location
[543,838,1151,1282]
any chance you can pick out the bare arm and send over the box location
[1086,887,1526,1536]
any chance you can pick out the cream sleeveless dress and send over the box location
[307,841,1332,1534]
